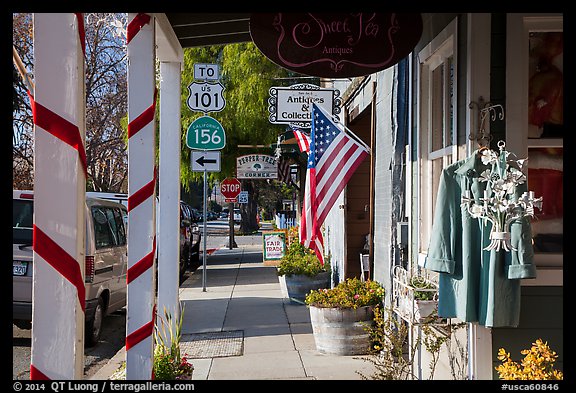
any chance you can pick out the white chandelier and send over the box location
[461,140,543,252]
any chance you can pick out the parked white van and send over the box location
[12,190,128,347]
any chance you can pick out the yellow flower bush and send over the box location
[495,339,563,380]
[305,278,384,309]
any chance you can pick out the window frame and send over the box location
[416,17,459,261]
[92,205,127,250]
[506,14,563,283]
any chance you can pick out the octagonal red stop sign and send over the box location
[220,178,241,199]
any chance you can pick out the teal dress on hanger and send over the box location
[419,151,537,328]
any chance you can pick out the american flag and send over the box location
[300,103,370,264]
[277,156,293,186]
[293,129,311,153]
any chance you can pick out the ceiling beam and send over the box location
[179,33,252,48]
[166,13,250,27]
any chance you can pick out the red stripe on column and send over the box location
[29,93,88,177]
[126,319,154,351]
[127,13,151,44]
[125,304,156,351]
[128,178,155,212]
[127,87,157,138]
[30,364,50,380]
[33,225,86,312]
[127,236,156,284]
[74,13,86,56]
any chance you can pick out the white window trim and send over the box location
[506,13,563,286]
[416,17,458,261]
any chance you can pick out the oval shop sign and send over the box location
[250,13,422,78]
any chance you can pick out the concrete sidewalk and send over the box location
[92,236,377,380]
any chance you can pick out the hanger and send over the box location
[476,132,493,157]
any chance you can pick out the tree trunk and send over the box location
[239,179,259,233]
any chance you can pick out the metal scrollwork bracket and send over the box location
[468,97,505,147]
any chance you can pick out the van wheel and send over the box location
[86,296,105,347]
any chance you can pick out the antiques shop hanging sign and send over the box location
[268,83,341,128]
[250,13,423,78]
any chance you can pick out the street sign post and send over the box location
[187,81,226,114]
[221,178,241,250]
[188,63,227,292]
[191,151,221,172]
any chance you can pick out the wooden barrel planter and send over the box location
[284,271,331,303]
[309,305,374,355]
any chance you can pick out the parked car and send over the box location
[13,190,128,347]
[86,191,128,208]
[179,201,201,278]
[87,192,201,281]
[189,207,202,223]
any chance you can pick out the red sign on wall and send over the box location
[250,13,423,78]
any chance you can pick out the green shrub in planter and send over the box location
[409,276,436,301]
[277,241,330,277]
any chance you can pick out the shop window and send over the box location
[528,148,562,254]
[507,14,563,271]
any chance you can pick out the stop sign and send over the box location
[220,178,241,199]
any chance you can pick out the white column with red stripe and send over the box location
[30,13,86,380]
[157,61,182,331]
[126,13,157,380]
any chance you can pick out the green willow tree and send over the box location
[180,42,300,232]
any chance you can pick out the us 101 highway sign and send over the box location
[187,81,226,114]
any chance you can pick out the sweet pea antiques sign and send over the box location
[250,13,423,78]
[268,83,341,128]
[236,154,278,179]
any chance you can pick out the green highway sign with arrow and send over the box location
[186,115,226,150]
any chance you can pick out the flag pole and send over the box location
[13,45,35,95]
[341,121,372,152]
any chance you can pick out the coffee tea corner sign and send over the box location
[250,13,423,78]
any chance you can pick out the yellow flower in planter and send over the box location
[496,339,563,380]
[305,278,384,309]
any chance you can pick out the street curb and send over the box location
[88,346,125,380]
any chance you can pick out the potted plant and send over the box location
[153,306,194,380]
[393,266,438,324]
[277,241,331,303]
[409,275,438,323]
[110,306,194,380]
[305,278,385,355]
